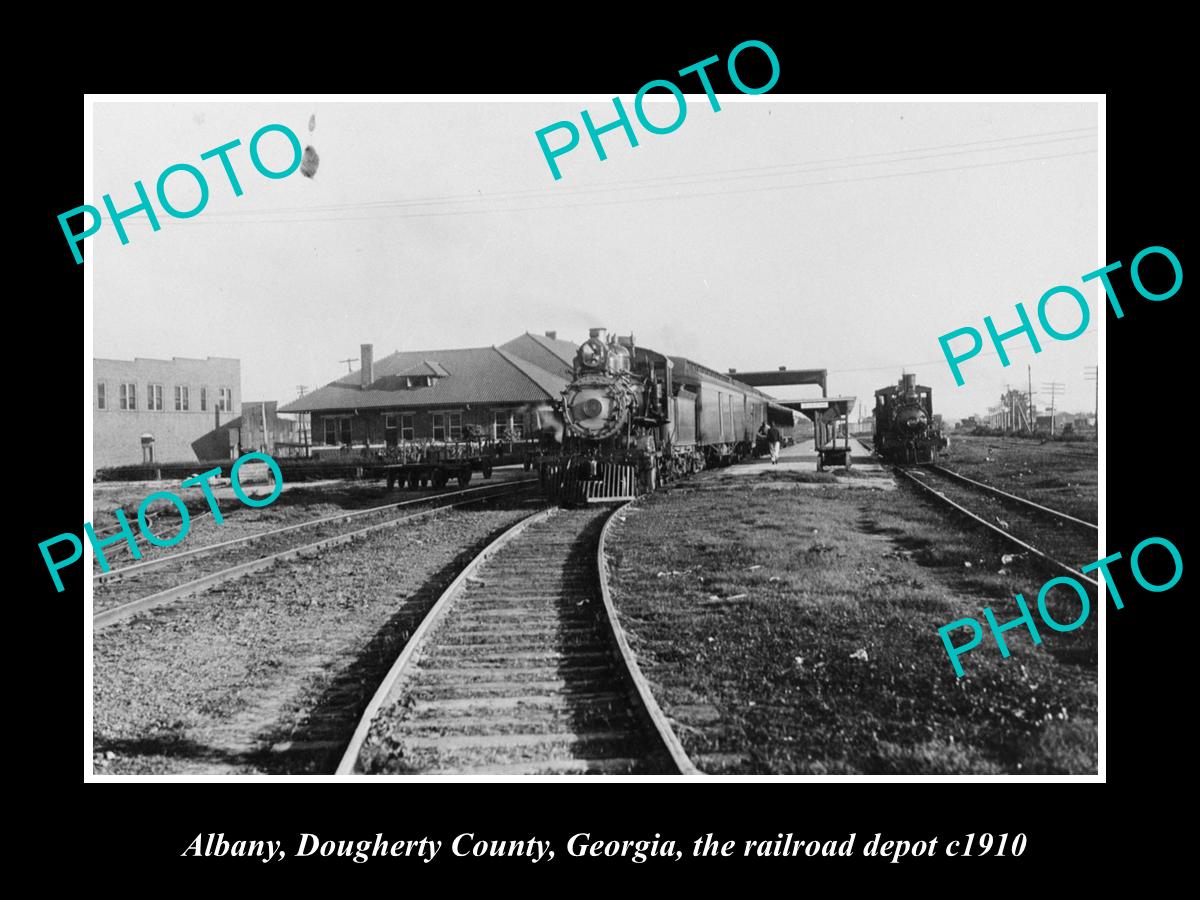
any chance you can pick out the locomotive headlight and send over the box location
[579,339,606,369]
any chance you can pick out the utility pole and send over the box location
[1027,365,1034,434]
[1083,366,1098,437]
[1042,382,1065,436]
[296,386,309,457]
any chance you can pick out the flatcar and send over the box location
[537,328,797,503]
[872,373,949,464]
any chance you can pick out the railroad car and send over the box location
[872,373,949,464]
[537,328,797,503]
[379,438,494,489]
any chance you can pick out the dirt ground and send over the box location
[943,435,1097,523]
[605,464,1097,775]
[93,499,541,775]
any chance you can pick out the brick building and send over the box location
[279,333,577,453]
[93,356,241,468]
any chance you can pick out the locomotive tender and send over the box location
[872,373,949,464]
[539,328,797,503]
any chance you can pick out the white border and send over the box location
[84,93,1105,784]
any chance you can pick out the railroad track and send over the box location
[337,504,696,776]
[891,465,1099,587]
[94,480,533,586]
[92,509,214,563]
[93,481,537,630]
[926,464,1096,531]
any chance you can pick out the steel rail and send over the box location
[892,467,1099,588]
[926,464,1097,530]
[337,503,692,776]
[597,500,698,775]
[335,508,552,775]
[92,510,214,554]
[92,486,536,630]
[94,479,536,584]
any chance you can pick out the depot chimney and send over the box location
[544,330,557,340]
[361,343,374,389]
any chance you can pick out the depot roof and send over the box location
[279,344,569,413]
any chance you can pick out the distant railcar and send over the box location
[873,374,949,464]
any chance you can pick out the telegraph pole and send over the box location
[1027,365,1034,434]
[296,385,310,457]
[339,358,356,373]
[1083,366,1098,437]
[1042,382,1065,435]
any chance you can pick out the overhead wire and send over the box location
[109,147,1098,228]
[98,125,1097,223]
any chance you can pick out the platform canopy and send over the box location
[728,368,828,395]
[781,396,857,424]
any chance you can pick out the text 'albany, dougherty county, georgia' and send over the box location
[534,40,781,181]
[58,124,306,265]
[937,244,1183,387]
[41,452,283,592]
[938,535,1183,677]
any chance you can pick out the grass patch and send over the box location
[607,469,1097,775]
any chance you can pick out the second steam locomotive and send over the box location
[872,373,949,464]
[537,328,797,503]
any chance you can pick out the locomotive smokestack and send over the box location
[544,330,557,340]
[901,373,916,391]
[589,327,607,342]
[361,343,374,389]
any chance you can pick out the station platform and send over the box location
[704,438,894,490]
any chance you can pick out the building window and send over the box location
[401,414,414,441]
[493,409,523,440]
[200,387,208,411]
[218,387,233,412]
[119,383,137,410]
[97,382,106,410]
[432,412,463,442]
[323,417,337,445]
[175,385,189,411]
[383,414,398,446]
[148,384,164,411]
[339,417,352,445]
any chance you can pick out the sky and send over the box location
[91,99,1099,422]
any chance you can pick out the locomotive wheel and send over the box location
[432,469,449,488]
[386,474,395,489]
[407,471,420,490]
[523,458,531,472]
[458,469,472,488]
[483,462,493,479]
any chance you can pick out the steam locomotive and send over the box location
[872,374,949,464]
[537,328,796,503]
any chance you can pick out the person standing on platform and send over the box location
[767,423,782,465]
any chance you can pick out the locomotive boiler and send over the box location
[873,373,949,464]
[538,328,799,504]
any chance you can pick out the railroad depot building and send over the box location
[279,333,578,453]
[93,356,241,468]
